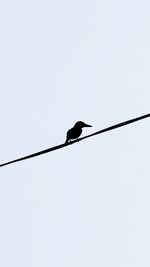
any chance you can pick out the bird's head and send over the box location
[74,121,92,128]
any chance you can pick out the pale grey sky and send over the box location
[0,0,150,266]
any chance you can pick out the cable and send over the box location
[0,113,149,168]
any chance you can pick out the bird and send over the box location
[65,121,92,143]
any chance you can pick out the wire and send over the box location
[0,113,149,168]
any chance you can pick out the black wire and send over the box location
[0,113,149,168]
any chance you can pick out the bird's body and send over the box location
[65,121,92,143]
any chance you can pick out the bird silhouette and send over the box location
[65,121,92,143]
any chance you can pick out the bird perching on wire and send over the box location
[65,121,92,143]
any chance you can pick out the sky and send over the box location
[0,0,150,266]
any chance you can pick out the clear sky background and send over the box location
[0,0,150,266]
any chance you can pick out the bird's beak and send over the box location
[84,123,92,127]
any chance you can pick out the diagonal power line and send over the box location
[0,113,150,168]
